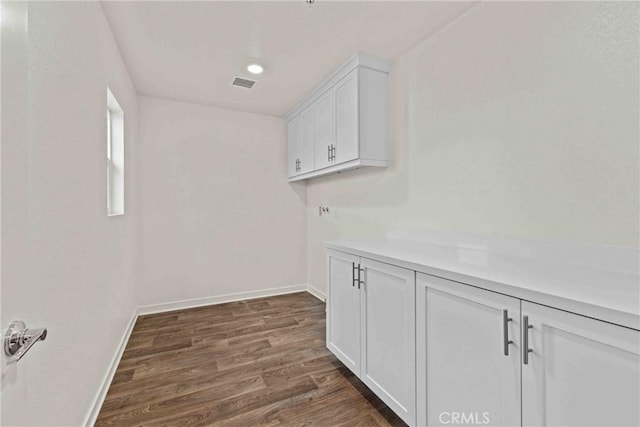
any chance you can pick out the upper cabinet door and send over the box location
[286,113,303,178]
[326,250,361,376]
[335,69,359,164]
[299,108,315,174]
[360,258,416,426]
[313,89,335,171]
[416,273,521,427]
[522,301,640,427]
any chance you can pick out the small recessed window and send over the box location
[107,88,124,216]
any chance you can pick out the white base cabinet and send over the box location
[326,250,416,426]
[416,272,640,427]
[326,250,361,374]
[326,244,639,427]
[521,301,640,427]
[416,274,521,427]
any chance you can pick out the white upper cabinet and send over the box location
[300,109,314,174]
[285,53,391,182]
[313,89,335,171]
[287,113,302,178]
[287,109,314,178]
[334,69,359,164]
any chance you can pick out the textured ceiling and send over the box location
[102,1,476,116]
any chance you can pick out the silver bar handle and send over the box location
[523,315,533,364]
[358,265,364,289]
[352,262,358,287]
[503,309,513,356]
[328,145,331,162]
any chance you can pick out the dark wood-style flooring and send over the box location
[96,292,406,426]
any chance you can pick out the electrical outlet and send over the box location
[318,206,331,217]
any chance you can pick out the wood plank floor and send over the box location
[96,292,407,426]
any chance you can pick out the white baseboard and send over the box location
[306,284,326,302]
[136,284,309,316]
[84,283,324,425]
[84,309,137,427]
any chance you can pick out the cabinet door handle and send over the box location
[502,309,513,356]
[328,145,331,162]
[523,315,533,364]
[358,265,364,289]
[352,262,357,287]
[332,145,336,161]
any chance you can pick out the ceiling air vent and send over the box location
[231,76,256,89]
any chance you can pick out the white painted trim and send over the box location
[306,284,326,302]
[84,310,137,427]
[136,284,308,316]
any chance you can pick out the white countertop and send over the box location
[326,234,640,330]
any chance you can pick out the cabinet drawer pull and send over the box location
[503,309,513,356]
[523,315,533,364]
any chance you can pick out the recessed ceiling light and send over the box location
[247,64,264,75]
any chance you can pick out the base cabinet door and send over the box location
[522,301,640,427]
[326,250,361,376]
[360,259,416,426]
[416,273,521,427]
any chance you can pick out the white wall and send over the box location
[307,1,640,292]
[1,2,138,425]
[137,96,306,307]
